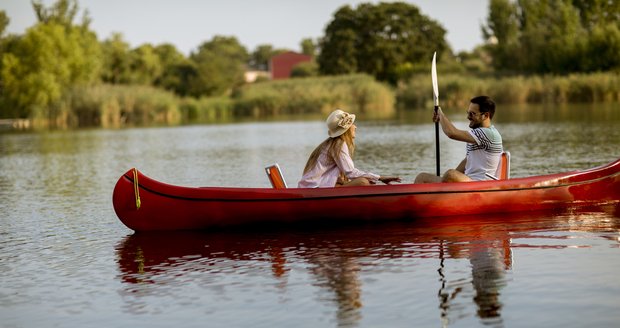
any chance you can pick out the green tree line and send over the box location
[0,0,619,129]
[483,0,620,74]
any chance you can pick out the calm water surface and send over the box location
[1,104,619,327]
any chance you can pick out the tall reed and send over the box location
[397,72,620,109]
[179,97,234,123]
[233,74,395,118]
[21,72,619,130]
[66,84,181,128]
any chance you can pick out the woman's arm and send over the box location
[333,143,380,183]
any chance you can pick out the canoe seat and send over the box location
[265,163,288,189]
[486,151,511,180]
[495,151,511,179]
[498,151,511,179]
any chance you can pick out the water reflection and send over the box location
[115,205,619,326]
[308,250,364,325]
[437,234,511,327]
[2,105,619,327]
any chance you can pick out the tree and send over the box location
[153,43,191,94]
[572,0,620,27]
[1,0,101,119]
[101,33,132,84]
[100,37,193,94]
[290,61,318,78]
[128,43,162,85]
[482,0,521,71]
[188,36,248,97]
[250,44,273,71]
[0,11,9,37]
[519,0,584,73]
[0,10,10,81]
[32,0,79,27]
[582,22,620,72]
[483,0,620,73]
[300,38,317,57]
[318,2,449,85]
[249,44,290,71]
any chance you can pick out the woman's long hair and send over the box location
[303,128,355,174]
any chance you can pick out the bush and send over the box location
[397,72,620,108]
[66,84,181,127]
[179,97,233,123]
[233,74,395,118]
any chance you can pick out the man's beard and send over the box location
[469,120,481,129]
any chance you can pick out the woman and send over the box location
[298,109,400,188]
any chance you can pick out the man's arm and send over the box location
[435,108,476,143]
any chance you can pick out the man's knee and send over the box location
[415,172,441,184]
[442,169,470,182]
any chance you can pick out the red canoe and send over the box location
[113,158,620,231]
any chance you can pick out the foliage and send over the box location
[318,2,449,85]
[38,74,396,127]
[66,84,181,127]
[187,36,248,97]
[100,33,132,84]
[32,0,83,27]
[0,11,8,37]
[2,0,620,129]
[290,61,319,78]
[249,44,274,71]
[249,44,290,71]
[233,74,395,118]
[102,34,251,99]
[100,34,195,96]
[127,43,162,85]
[153,43,194,95]
[179,96,233,123]
[0,0,101,121]
[300,38,317,57]
[483,0,620,74]
[397,72,620,109]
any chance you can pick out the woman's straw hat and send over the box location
[326,109,356,138]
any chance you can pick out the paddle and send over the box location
[431,52,440,176]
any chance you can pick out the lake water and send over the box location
[1,104,619,327]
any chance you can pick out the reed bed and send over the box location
[64,84,181,128]
[40,74,394,128]
[232,74,395,119]
[14,72,620,129]
[398,72,620,109]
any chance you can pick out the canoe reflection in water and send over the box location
[115,205,620,326]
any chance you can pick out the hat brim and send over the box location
[328,113,355,138]
[328,127,348,138]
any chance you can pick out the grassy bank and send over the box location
[397,72,620,109]
[232,74,395,119]
[18,74,394,129]
[65,84,181,128]
[5,72,619,130]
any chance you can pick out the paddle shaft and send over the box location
[434,105,440,176]
[431,52,440,177]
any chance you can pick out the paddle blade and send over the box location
[431,51,439,107]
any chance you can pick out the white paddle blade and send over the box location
[431,51,439,106]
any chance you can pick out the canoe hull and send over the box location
[113,159,620,231]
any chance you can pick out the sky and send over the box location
[2,0,489,55]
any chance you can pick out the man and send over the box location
[415,96,503,183]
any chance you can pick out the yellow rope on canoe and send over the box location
[132,168,141,210]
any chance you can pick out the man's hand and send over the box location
[433,107,443,123]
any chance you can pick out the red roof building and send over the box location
[270,51,312,80]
